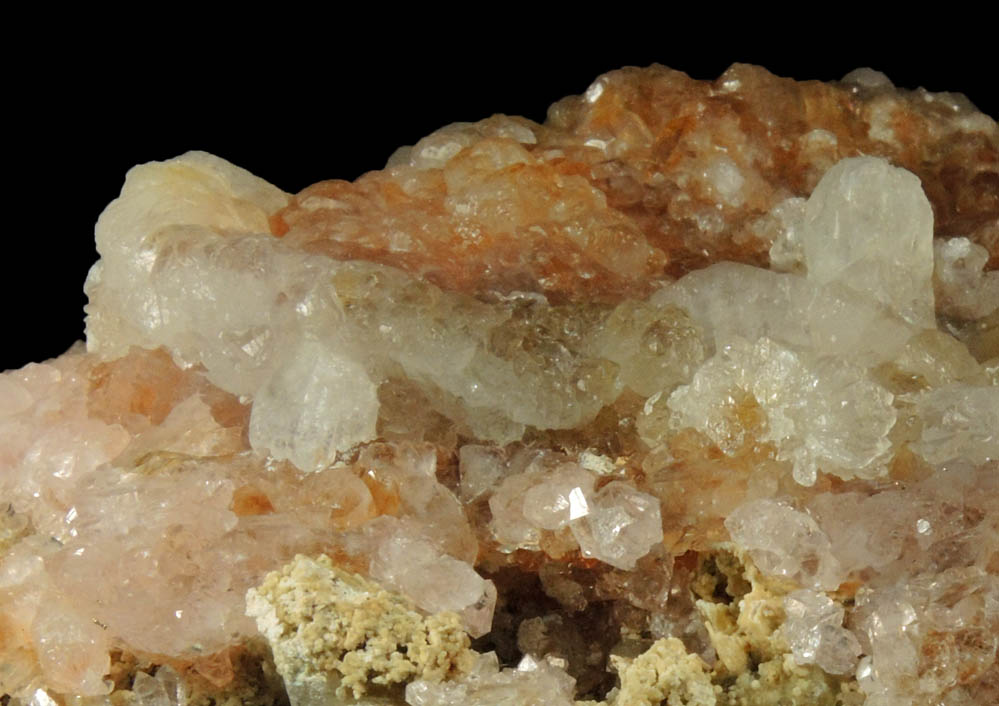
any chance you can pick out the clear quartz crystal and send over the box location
[569,481,663,570]
[521,464,596,530]
[248,341,379,471]
[783,589,862,675]
[724,499,843,590]
[131,667,186,706]
[368,523,496,638]
[404,652,576,706]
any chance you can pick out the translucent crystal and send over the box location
[131,667,186,706]
[584,300,706,397]
[521,463,596,530]
[653,261,916,368]
[802,157,936,327]
[405,652,576,706]
[457,445,507,501]
[488,470,546,550]
[28,690,59,706]
[806,491,912,574]
[783,589,861,675]
[569,481,663,570]
[933,237,999,319]
[248,341,379,471]
[31,605,111,696]
[4,62,999,706]
[724,499,843,590]
[910,384,999,465]
[667,336,896,484]
[368,523,496,637]
[354,443,478,563]
[765,197,808,273]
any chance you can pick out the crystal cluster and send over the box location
[2,63,998,706]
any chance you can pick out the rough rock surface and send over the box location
[1,63,998,706]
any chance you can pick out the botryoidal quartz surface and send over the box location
[2,63,998,706]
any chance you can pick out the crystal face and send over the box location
[2,63,998,706]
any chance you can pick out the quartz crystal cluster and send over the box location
[2,63,998,706]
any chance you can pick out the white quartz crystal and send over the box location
[84,153,633,465]
[802,157,935,327]
[666,336,896,484]
[653,261,916,368]
[248,341,379,471]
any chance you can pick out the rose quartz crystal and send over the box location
[1,63,997,706]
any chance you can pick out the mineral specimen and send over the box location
[2,62,998,706]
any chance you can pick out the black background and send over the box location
[6,21,994,372]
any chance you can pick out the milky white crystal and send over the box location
[653,260,916,369]
[802,156,936,327]
[248,341,379,471]
[910,383,999,465]
[666,336,896,484]
[84,153,634,464]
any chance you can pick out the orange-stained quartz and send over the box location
[230,484,275,517]
[272,64,998,304]
[88,346,250,436]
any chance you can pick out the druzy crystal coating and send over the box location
[1,63,997,706]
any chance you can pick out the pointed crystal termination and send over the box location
[783,589,862,675]
[570,481,663,570]
[248,341,379,471]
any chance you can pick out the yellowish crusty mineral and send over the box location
[609,637,719,706]
[245,555,475,702]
